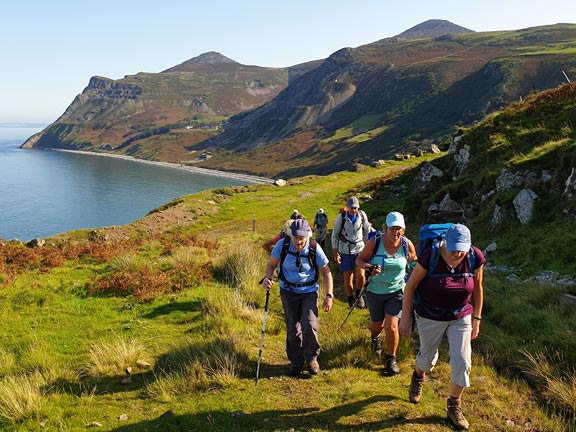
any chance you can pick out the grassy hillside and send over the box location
[0,150,574,431]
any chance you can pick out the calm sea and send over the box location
[0,125,251,240]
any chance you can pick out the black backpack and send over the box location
[278,236,319,289]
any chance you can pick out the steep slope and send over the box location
[199,23,576,177]
[21,52,313,163]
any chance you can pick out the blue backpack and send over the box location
[417,223,475,277]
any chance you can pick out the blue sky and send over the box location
[2,0,574,123]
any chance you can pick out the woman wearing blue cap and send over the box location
[356,211,417,375]
[261,218,334,377]
[399,223,485,431]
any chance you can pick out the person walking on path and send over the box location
[313,208,329,249]
[261,219,334,376]
[399,223,485,431]
[356,211,417,375]
[331,196,371,308]
[262,211,305,253]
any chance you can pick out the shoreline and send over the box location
[49,149,276,184]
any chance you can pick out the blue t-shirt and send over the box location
[271,238,329,293]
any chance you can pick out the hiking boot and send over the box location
[447,397,470,430]
[308,359,320,375]
[408,371,425,403]
[355,291,366,308]
[385,355,400,375]
[289,364,302,377]
[371,337,382,357]
[347,295,355,308]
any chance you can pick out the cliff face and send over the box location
[197,24,576,177]
[22,54,307,163]
[21,23,576,177]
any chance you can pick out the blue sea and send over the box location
[0,125,253,240]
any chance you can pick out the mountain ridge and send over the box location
[22,21,576,178]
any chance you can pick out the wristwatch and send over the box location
[325,293,334,298]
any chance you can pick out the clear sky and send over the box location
[2,0,574,123]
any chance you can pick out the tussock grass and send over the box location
[521,350,576,420]
[83,337,151,378]
[0,372,45,424]
[109,253,149,272]
[213,242,267,294]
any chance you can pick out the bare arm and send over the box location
[471,264,484,340]
[320,264,334,312]
[261,256,280,291]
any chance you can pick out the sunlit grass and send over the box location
[0,372,45,424]
[83,337,151,377]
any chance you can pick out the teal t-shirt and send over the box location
[367,236,407,295]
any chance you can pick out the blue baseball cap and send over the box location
[445,224,471,252]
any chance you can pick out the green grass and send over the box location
[0,156,574,430]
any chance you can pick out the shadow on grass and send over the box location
[142,300,202,319]
[108,395,448,431]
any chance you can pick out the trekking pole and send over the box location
[337,265,378,331]
[255,288,271,385]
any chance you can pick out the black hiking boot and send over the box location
[371,337,382,357]
[355,290,365,308]
[385,354,400,375]
[289,364,303,377]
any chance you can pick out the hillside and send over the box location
[21,52,317,164]
[1,83,575,430]
[21,22,576,179]
[199,23,576,177]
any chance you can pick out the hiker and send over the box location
[261,218,334,377]
[356,211,416,375]
[399,223,485,431]
[331,196,371,308]
[262,211,305,252]
[313,208,329,248]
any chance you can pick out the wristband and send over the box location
[472,315,482,320]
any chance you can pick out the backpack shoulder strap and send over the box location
[308,238,318,274]
[280,235,291,266]
[338,211,347,240]
[371,231,383,259]
[401,235,409,258]
[427,240,442,276]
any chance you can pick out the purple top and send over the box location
[414,245,486,321]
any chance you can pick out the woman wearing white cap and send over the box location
[399,223,485,431]
[356,211,416,375]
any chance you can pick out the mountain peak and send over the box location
[187,51,237,64]
[396,19,474,39]
[162,52,238,73]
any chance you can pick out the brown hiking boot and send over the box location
[447,398,470,430]
[408,371,424,403]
